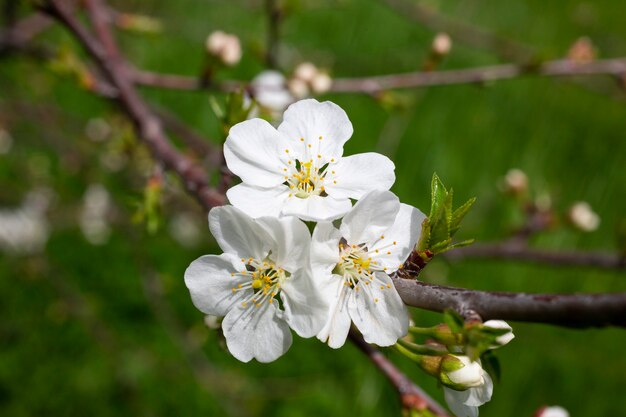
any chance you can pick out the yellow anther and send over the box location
[387,284,392,289]
[288,160,292,164]
[252,279,263,289]
[380,285,385,290]
[231,288,237,293]
[269,299,274,303]
[393,241,397,245]
[300,137,304,141]
[331,170,335,174]
[380,235,385,239]
[238,284,242,288]
[307,144,312,148]
[387,251,391,255]
[285,149,289,153]
[331,158,335,162]
[230,272,235,277]
[374,298,379,303]
[317,154,321,158]
[333,180,337,184]
[319,136,323,140]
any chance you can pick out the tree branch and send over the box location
[444,242,626,270]
[348,329,451,416]
[43,0,225,210]
[392,278,626,328]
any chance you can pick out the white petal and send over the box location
[278,99,353,161]
[463,371,493,406]
[252,70,294,113]
[310,221,342,273]
[348,272,409,347]
[483,320,515,347]
[184,253,247,316]
[226,183,290,219]
[444,387,479,417]
[224,118,291,187]
[280,268,329,337]
[370,203,426,271]
[255,215,311,272]
[282,194,352,222]
[317,279,352,349]
[339,190,399,245]
[208,206,269,260]
[222,301,292,363]
[324,153,395,200]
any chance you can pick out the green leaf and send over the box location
[429,173,447,218]
[450,197,476,236]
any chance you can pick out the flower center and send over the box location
[334,243,392,301]
[231,255,288,308]
[287,159,328,198]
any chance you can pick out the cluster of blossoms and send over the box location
[184,99,507,416]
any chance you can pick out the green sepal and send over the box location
[443,309,465,334]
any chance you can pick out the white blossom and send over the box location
[225,99,396,221]
[311,190,425,348]
[443,358,493,417]
[184,206,327,363]
[568,201,600,232]
[0,189,51,255]
[79,184,111,245]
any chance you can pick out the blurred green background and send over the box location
[1,0,626,416]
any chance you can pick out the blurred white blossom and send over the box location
[0,189,52,255]
[85,118,112,142]
[501,168,528,195]
[80,184,112,245]
[291,62,333,95]
[568,201,600,232]
[249,70,294,119]
[168,212,201,248]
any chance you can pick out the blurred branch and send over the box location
[382,0,535,63]
[443,242,626,270]
[42,0,225,210]
[330,58,626,93]
[348,329,451,416]
[0,12,53,57]
[392,278,626,328]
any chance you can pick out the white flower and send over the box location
[184,206,327,363]
[482,320,515,347]
[311,190,425,348]
[443,359,493,417]
[225,99,396,221]
[537,406,570,417]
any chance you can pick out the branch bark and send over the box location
[348,329,451,416]
[393,278,626,328]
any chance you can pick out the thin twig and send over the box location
[348,329,451,416]
[392,278,626,328]
[264,0,282,68]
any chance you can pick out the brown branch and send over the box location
[330,58,626,93]
[125,58,626,95]
[392,278,626,328]
[348,329,451,416]
[264,0,282,69]
[43,0,225,211]
[444,242,626,270]
[0,12,54,57]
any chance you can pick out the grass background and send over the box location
[1,0,626,416]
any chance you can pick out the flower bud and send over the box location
[502,168,528,195]
[205,30,242,66]
[441,355,485,389]
[567,36,596,63]
[432,32,452,56]
[535,406,570,417]
[482,320,515,347]
[293,62,319,83]
[568,201,600,232]
[287,78,310,99]
[311,72,333,94]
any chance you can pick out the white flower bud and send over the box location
[432,32,452,56]
[287,78,310,99]
[537,406,570,417]
[205,30,242,66]
[311,72,333,94]
[483,320,515,347]
[446,356,484,388]
[568,201,600,232]
[503,168,528,194]
[293,62,319,83]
